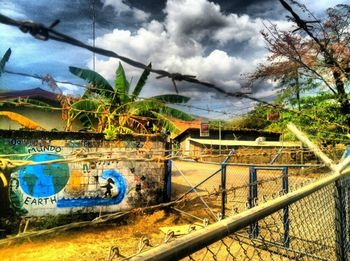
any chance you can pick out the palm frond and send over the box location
[158,106,193,121]
[152,94,190,103]
[69,66,114,98]
[69,99,99,128]
[131,63,152,100]
[0,48,11,76]
[114,62,130,104]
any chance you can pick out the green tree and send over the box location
[266,93,350,144]
[250,2,350,126]
[223,104,273,130]
[67,62,192,138]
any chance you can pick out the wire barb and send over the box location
[0,13,275,106]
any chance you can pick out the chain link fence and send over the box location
[184,180,337,261]
[128,164,350,261]
[123,151,349,261]
[171,158,326,220]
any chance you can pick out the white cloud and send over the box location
[0,1,27,19]
[101,0,150,21]
[164,0,266,45]
[91,0,270,83]
[90,0,293,108]
[56,82,80,96]
[302,0,345,14]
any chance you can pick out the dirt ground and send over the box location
[0,161,327,260]
[1,209,195,261]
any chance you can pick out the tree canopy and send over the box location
[249,1,350,128]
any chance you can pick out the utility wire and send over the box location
[4,69,86,89]
[1,14,349,131]
[0,13,274,106]
[2,69,253,117]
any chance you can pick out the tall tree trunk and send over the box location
[333,70,350,127]
[295,71,301,111]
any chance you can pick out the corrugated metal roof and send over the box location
[0,87,59,101]
[189,138,302,147]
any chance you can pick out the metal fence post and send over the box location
[347,177,350,250]
[163,138,172,202]
[249,167,259,238]
[221,163,227,218]
[335,179,348,261]
[282,167,290,248]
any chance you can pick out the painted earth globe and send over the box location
[18,154,69,197]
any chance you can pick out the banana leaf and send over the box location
[157,106,193,121]
[69,66,114,98]
[152,94,190,103]
[131,63,152,100]
[150,111,181,133]
[114,62,130,104]
[69,99,99,128]
[0,48,11,76]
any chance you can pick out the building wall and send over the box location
[0,132,168,217]
[0,107,83,131]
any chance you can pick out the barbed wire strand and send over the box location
[0,13,273,106]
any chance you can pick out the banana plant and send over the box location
[68,62,192,137]
[0,48,11,76]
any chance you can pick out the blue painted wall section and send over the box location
[57,169,127,208]
[19,154,69,197]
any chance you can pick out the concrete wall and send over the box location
[0,131,168,217]
[0,107,83,131]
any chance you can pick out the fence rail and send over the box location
[126,124,350,260]
[129,167,350,260]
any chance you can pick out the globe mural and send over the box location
[18,154,70,197]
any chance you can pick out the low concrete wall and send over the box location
[0,130,169,217]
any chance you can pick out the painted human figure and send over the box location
[9,177,28,215]
[101,178,114,198]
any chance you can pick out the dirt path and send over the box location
[1,210,192,261]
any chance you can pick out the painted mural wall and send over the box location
[2,135,167,216]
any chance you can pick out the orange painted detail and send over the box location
[66,170,86,193]
[0,111,45,130]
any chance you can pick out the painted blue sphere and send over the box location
[19,154,69,197]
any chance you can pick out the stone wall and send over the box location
[0,130,169,217]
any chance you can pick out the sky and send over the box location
[0,0,346,119]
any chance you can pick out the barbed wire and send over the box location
[0,13,273,107]
[1,13,350,136]
[172,103,248,117]
[2,66,350,132]
[4,70,86,90]
[1,69,253,117]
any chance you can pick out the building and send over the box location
[172,122,303,163]
[0,88,82,131]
